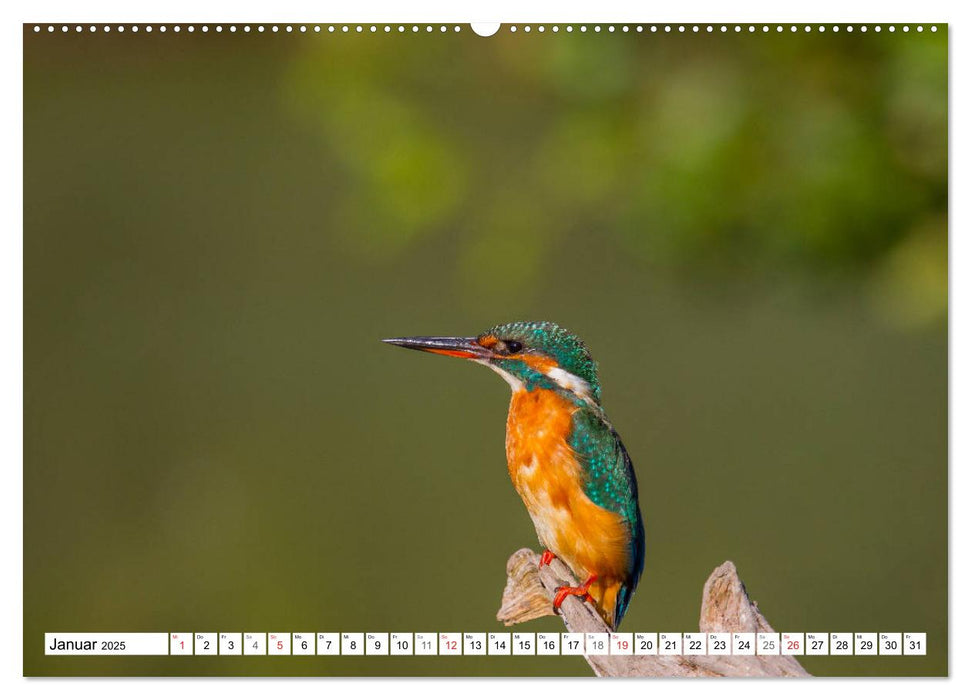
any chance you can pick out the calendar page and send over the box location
[23,17,947,679]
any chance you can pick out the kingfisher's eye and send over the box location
[503,340,523,354]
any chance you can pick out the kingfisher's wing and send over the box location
[569,407,642,528]
[569,407,646,626]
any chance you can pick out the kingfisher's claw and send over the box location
[551,573,598,613]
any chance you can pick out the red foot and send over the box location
[539,550,557,568]
[552,574,598,612]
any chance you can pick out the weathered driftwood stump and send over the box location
[497,548,810,677]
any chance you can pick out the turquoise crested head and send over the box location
[383,320,602,404]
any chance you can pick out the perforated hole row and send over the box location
[30,24,941,35]
[31,24,464,34]
[507,24,937,34]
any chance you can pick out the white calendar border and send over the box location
[4,2,966,700]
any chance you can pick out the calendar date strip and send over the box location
[44,630,927,661]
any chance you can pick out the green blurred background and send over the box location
[24,24,947,676]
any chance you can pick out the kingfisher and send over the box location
[383,321,645,630]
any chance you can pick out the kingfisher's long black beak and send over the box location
[381,336,493,360]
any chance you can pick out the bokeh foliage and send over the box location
[282,27,946,324]
[24,25,946,677]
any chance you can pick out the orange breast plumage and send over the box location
[505,388,633,627]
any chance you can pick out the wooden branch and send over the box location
[497,548,810,677]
